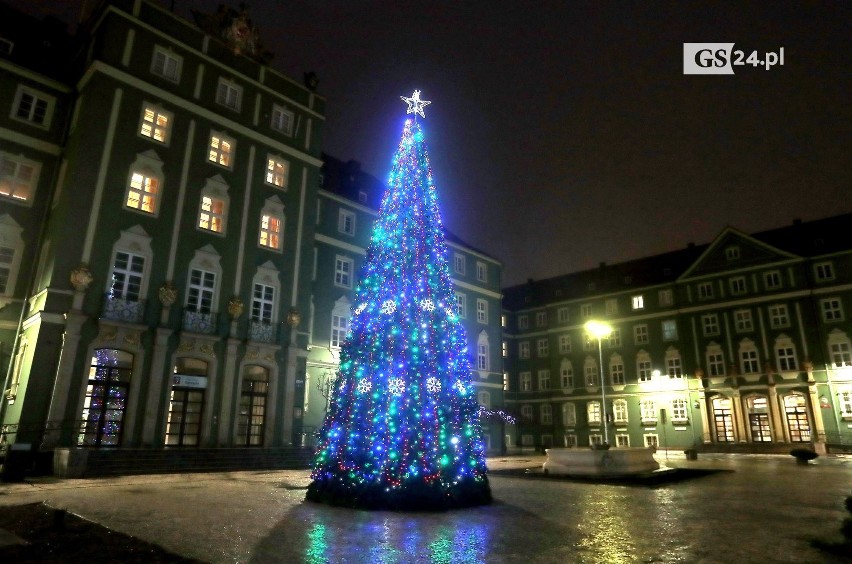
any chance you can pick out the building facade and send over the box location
[302,156,506,453]
[0,0,326,474]
[503,215,852,454]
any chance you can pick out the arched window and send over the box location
[613,399,628,423]
[609,353,625,385]
[78,349,134,447]
[124,150,163,215]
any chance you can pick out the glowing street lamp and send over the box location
[585,320,613,447]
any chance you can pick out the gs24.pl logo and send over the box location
[683,43,785,74]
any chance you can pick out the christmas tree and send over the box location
[306,91,491,510]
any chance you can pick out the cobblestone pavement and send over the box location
[0,453,849,563]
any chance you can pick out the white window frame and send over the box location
[477,299,488,324]
[814,261,835,282]
[538,369,550,391]
[139,103,173,144]
[734,309,753,332]
[739,340,760,374]
[562,403,576,426]
[587,401,601,425]
[613,399,628,423]
[265,155,289,189]
[208,131,235,168]
[764,270,782,290]
[270,103,294,135]
[641,399,657,423]
[558,334,571,354]
[610,358,625,385]
[197,177,229,235]
[774,336,798,372]
[560,359,574,389]
[662,319,678,341]
[519,341,530,359]
[634,324,649,345]
[251,282,275,323]
[520,372,531,392]
[456,293,466,319]
[338,209,355,236]
[541,404,553,425]
[821,298,844,322]
[729,276,747,295]
[151,45,182,82]
[828,330,852,368]
[537,338,549,357]
[0,152,40,205]
[331,297,351,349]
[477,331,490,372]
[584,358,598,387]
[706,345,725,377]
[216,77,243,111]
[607,329,621,348]
[476,261,487,283]
[334,255,354,289]
[518,315,528,330]
[557,307,569,323]
[258,196,285,251]
[125,151,164,216]
[187,268,217,313]
[666,347,683,377]
[11,85,55,129]
[454,253,465,274]
[768,304,789,329]
[536,311,547,327]
[698,282,713,300]
[671,398,689,422]
[108,250,146,302]
[637,352,652,382]
[702,313,719,336]
[632,295,644,310]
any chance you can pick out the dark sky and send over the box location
[25,1,852,286]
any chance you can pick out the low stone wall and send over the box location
[543,447,659,477]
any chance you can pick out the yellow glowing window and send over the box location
[199,196,225,232]
[259,214,281,249]
[208,135,233,167]
[265,158,288,188]
[0,156,36,202]
[140,106,171,143]
[126,172,159,213]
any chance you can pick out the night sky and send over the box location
[23,1,852,286]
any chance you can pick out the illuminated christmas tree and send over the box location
[306,91,491,510]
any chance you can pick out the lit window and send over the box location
[338,209,355,235]
[259,213,282,250]
[662,319,678,340]
[216,78,242,111]
[334,255,353,288]
[198,196,226,233]
[12,86,53,127]
[641,400,657,422]
[829,335,852,368]
[587,401,601,424]
[126,171,160,214]
[0,153,39,203]
[208,132,234,168]
[613,399,628,423]
[671,398,688,422]
[139,104,172,143]
[266,156,289,188]
[821,298,844,322]
[151,47,181,82]
[271,104,294,135]
[632,295,644,310]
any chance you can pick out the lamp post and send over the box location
[585,320,613,447]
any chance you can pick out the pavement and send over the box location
[0,452,850,563]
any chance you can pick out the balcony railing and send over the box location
[248,320,277,343]
[101,294,146,324]
[182,309,218,334]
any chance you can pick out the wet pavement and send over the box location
[0,452,850,563]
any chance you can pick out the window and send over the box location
[334,255,353,288]
[584,359,598,387]
[632,295,644,310]
[764,271,782,290]
[538,370,550,391]
[454,254,465,274]
[634,324,649,345]
[358,190,367,204]
[237,365,269,446]
[840,391,852,419]
[729,276,747,295]
[518,315,528,330]
[558,307,569,323]
[216,78,242,111]
[502,341,508,357]
[251,283,275,323]
[607,329,621,348]
[270,104,294,135]
[644,434,659,448]
[666,347,683,377]
[637,352,652,382]
[698,282,713,300]
[477,331,490,371]
[259,212,282,250]
[338,209,355,235]
[581,304,592,318]
[208,132,234,168]
[613,399,628,423]
[477,299,487,323]
[605,299,618,315]
[539,404,552,425]
[671,398,688,422]
[78,349,133,446]
[558,334,571,354]
[0,153,40,203]
[814,261,835,282]
[560,360,574,389]
[520,372,531,391]
[139,104,172,143]
[590,434,604,447]
[519,342,530,359]
[266,156,289,189]
[331,313,349,348]
[615,434,630,447]
[641,400,657,422]
[662,319,678,341]
[12,86,54,128]
[476,261,487,282]
[658,289,673,306]
[587,401,601,425]
[151,46,181,82]
[610,360,625,385]
[456,293,466,318]
[477,391,491,409]
[775,337,797,372]
[562,403,576,426]
[707,347,725,376]
[734,309,753,332]
[503,372,508,391]
[126,170,160,214]
[821,298,844,322]
[537,338,549,357]
[0,245,15,294]
[768,304,789,328]
[198,195,226,233]
[739,340,760,374]
[187,268,216,313]
[702,314,719,336]
[109,251,145,301]
[725,246,740,261]
[829,332,852,368]
[536,311,547,327]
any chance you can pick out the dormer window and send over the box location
[725,246,740,261]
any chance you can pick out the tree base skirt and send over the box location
[305,475,492,511]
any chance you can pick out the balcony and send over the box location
[101,294,146,324]
[182,309,218,334]
[248,320,277,343]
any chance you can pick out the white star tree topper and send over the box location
[400,89,431,118]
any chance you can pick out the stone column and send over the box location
[141,327,173,445]
[731,391,747,442]
[767,385,785,442]
[806,361,827,454]
[41,311,86,449]
[698,392,713,443]
[217,337,241,445]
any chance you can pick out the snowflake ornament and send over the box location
[388,378,406,396]
[380,300,397,314]
[420,299,435,312]
[454,380,467,394]
[426,377,442,393]
[354,303,367,315]
[357,379,372,394]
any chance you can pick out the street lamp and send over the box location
[585,320,613,447]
